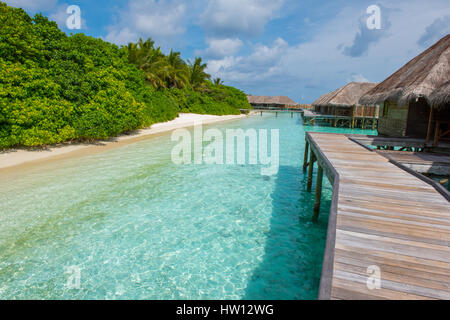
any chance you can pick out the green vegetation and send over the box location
[0,2,250,149]
[124,40,249,115]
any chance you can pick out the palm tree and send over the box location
[213,77,223,86]
[142,48,170,88]
[127,38,170,88]
[127,40,210,90]
[127,38,155,68]
[188,57,211,90]
[166,50,189,89]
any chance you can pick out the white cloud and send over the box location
[417,15,450,48]
[3,0,57,11]
[197,38,243,59]
[48,4,66,27]
[200,0,284,38]
[342,5,394,57]
[348,74,370,83]
[105,27,138,45]
[207,38,288,82]
[207,56,242,75]
[106,0,186,45]
[207,0,450,101]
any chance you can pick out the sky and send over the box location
[4,0,450,103]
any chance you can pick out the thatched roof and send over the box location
[359,34,450,109]
[430,81,450,108]
[312,82,378,107]
[312,89,340,106]
[247,95,298,106]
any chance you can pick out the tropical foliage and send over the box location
[0,2,250,149]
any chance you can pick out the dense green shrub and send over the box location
[171,84,248,115]
[0,2,250,149]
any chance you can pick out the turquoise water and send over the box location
[0,114,376,300]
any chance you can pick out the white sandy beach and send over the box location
[0,113,248,170]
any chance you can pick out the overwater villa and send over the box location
[247,95,299,109]
[302,35,450,300]
[359,34,450,148]
[305,82,379,128]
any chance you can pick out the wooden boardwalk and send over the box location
[304,132,450,300]
[376,150,450,175]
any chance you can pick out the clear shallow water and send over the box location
[0,114,376,300]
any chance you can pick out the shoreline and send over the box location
[0,113,250,171]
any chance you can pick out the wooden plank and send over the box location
[331,278,435,300]
[307,132,450,300]
[333,270,450,300]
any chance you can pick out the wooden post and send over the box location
[276,112,278,117]
[433,121,440,147]
[260,111,263,116]
[334,107,337,127]
[307,151,316,192]
[313,165,323,221]
[362,106,366,129]
[291,112,293,118]
[303,140,309,172]
[426,106,434,144]
[351,106,355,129]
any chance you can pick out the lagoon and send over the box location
[0,113,376,299]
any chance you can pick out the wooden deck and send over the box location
[305,132,450,300]
[350,134,450,150]
[376,150,450,175]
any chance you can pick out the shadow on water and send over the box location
[243,165,332,300]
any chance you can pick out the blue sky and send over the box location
[4,0,450,103]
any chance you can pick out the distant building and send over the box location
[312,82,379,118]
[360,34,450,146]
[247,95,299,109]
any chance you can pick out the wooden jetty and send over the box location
[303,132,450,300]
[302,109,378,129]
[375,150,450,176]
[240,108,304,118]
[349,134,450,153]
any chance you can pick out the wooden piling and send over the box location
[433,121,440,147]
[362,106,366,130]
[307,151,316,192]
[313,165,323,221]
[426,106,434,144]
[303,140,309,172]
[351,106,355,129]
